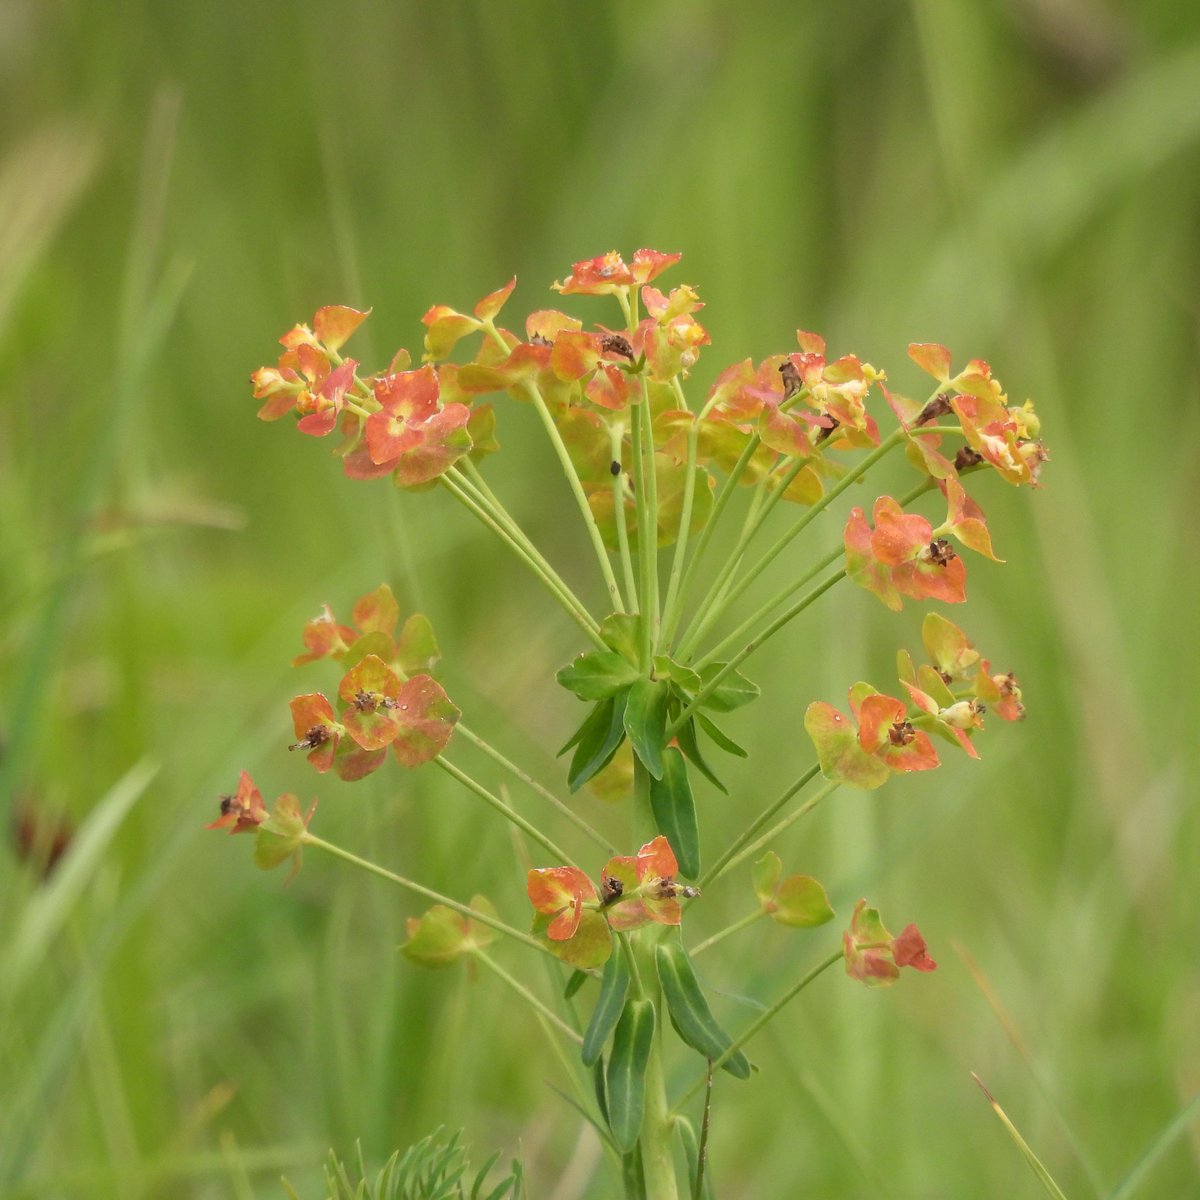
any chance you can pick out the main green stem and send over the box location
[632,932,678,1200]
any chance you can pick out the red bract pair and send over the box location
[843,900,937,986]
[805,685,941,791]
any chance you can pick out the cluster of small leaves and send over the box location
[556,611,758,862]
[288,584,458,782]
[581,935,752,1157]
[281,1129,523,1200]
[805,613,1024,788]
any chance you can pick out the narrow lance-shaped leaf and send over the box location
[582,946,632,1066]
[568,692,630,793]
[592,1057,609,1126]
[623,677,669,779]
[676,1118,716,1200]
[671,697,727,794]
[648,747,700,881]
[606,997,656,1153]
[696,711,748,758]
[655,942,751,1079]
[621,1147,647,1200]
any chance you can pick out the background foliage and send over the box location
[2,1,1198,1196]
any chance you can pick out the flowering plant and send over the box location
[217,250,1045,1197]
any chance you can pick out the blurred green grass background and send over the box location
[2,1,1198,1196]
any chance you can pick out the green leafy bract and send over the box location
[623,678,669,779]
[606,998,656,1153]
[803,700,890,790]
[557,651,641,700]
[696,663,760,712]
[648,748,700,880]
[599,612,642,663]
[582,947,632,1067]
[655,942,750,1079]
[564,693,630,793]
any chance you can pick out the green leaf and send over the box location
[531,910,612,970]
[340,630,394,673]
[673,711,727,794]
[557,651,641,700]
[563,969,588,1001]
[656,942,751,1080]
[592,1056,609,1126]
[466,401,500,463]
[253,794,308,872]
[567,692,630,793]
[696,663,760,712]
[676,1117,716,1200]
[623,677,669,779]
[649,748,700,880]
[752,852,783,909]
[599,612,642,663]
[652,654,702,692]
[582,946,631,1066]
[606,998,656,1153]
[395,612,441,676]
[696,711,747,758]
[401,905,468,968]
[803,700,890,790]
[621,1146,647,1200]
[773,875,835,928]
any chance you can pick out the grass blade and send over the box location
[1105,1090,1200,1200]
[972,1073,1068,1200]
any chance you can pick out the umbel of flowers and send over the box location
[216,250,1044,1199]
